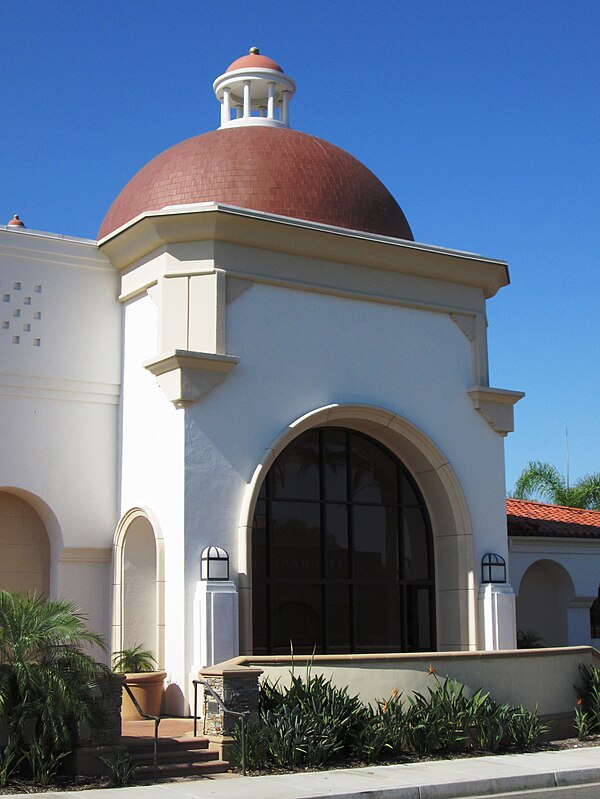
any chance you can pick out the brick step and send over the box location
[131,748,220,765]
[123,735,210,752]
[134,759,230,779]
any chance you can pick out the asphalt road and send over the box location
[468,783,600,798]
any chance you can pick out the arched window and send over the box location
[252,427,435,654]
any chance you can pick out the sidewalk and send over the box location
[4,746,600,799]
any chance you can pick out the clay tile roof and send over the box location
[98,127,413,241]
[507,498,600,539]
[226,48,283,73]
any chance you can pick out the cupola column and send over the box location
[267,82,275,120]
[243,81,251,118]
[281,91,290,126]
[222,89,231,125]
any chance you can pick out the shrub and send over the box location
[507,705,548,749]
[574,663,600,736]
[0,591,108,785]
[472,699,510,752]
[229,666,549,772]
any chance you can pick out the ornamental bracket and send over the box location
[467,386,525,436]
[144,349,239,409]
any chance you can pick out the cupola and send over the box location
[213,47,296,129]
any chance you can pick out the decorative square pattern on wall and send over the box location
[0,280,42,346]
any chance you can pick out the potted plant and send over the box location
[112,644,166,720]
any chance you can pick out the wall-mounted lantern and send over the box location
[201,546,229,581]
[481,553,506,584]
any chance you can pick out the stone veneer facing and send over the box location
[76,674,124,747]
[199,665,262,737]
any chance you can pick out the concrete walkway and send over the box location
[4,746,600,799]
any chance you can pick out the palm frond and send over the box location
[513,461,567,504]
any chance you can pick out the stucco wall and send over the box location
[0,228,120,644]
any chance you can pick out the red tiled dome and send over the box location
[98,127,413,241]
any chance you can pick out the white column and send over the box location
[478,583,517,650]
[192,580,239,670]
[267,82,275,119]
[281,90,289,125]
[243,80,251,118]
[235,104,242,119]
[222,89,230,125]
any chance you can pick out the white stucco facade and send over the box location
[0,49,535,713]
[0,203,524,709]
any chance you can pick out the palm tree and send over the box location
[513,461,600,509]
[0,591,109,784]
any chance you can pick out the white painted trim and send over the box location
[509,537,600,554]
[59,547,112,563]
[0,372,120,405]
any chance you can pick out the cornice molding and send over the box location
[59,547,112,564]
[99,204,509,299]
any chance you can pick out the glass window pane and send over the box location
[353,505,398,580]
[271,582,322,654]
[354,584,401,651]
[252,584,268,653]
[327,584,350,652]
[351,435,397,505]
[271,501,321,580]
[323,428,347,501]
[325,503,349,579]
[252,499,267,583]
[402,508,430,580]
[406,587,432,651]
[400,473,421,507]
[270,430,320,499]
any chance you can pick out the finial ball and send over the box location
[249,46,260,55]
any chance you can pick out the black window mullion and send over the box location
[253,426,436,656]
[319,429,328,653]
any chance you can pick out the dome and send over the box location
[226,52,283,73]
[98,127,413,240]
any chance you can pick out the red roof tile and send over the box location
[98,127,413,241]
[507,498,600,539]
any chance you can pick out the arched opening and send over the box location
[0,491,50,596]
[590,588,600,640]
[252,427,435,654]
[516,559,574,647]
[113,508,165,668]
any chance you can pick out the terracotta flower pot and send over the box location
[121,670,167,721]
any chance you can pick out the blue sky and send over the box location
[2,1,599,493]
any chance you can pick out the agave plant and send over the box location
[0,591,108,784]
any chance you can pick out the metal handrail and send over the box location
[192,678,249,775]
[123,682,161,780]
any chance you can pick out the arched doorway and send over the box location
[113,508,165,667]
[0,491,50,596]
[252,427,435,654]
[516,559,574,647]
